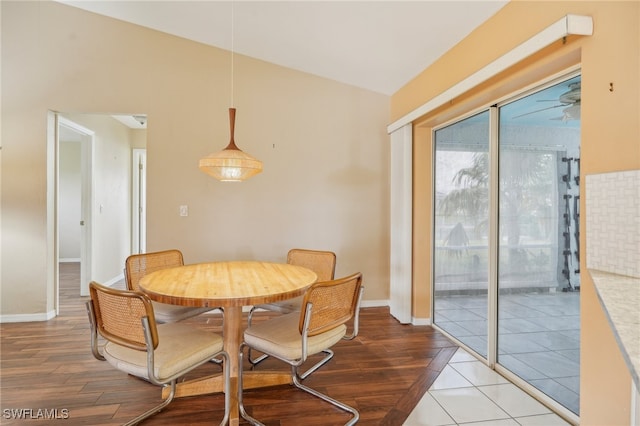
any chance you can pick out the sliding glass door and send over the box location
[432,74,581,417]
[497,75,581,415]
[433,111,490,357]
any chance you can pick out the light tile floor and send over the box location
[403,348,571,426]
[433,292,580,414]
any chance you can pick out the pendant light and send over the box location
[199,3,262,182]
[199,107,262,181]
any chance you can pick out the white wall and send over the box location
[59,141,81,260]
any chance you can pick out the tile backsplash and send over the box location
[586,169,640,278]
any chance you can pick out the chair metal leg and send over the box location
[247,348,269,366]
[123,380,177,426]
[123,351,230,426]
[240,344,358,426]
[292,368,359,426]
[246,308,269,366]
[238,344,265,426]
[297,349,334,380]
[249,349,332,379]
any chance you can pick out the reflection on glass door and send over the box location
[432,74,581,418]
[433,111,490,357]
[497,76,581,415]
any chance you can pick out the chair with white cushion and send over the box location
[247,248,337,376]
[86,281,230,426]
[239,272,363,426]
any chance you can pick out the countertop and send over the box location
[589,269,640,389]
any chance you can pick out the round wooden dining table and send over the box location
[138,260,318,425]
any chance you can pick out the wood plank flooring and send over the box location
[0,263,459,425]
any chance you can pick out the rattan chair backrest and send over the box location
[89,281,159,350]
[287,249,336,282]
[299,272,362,336]
[125,249,184,291]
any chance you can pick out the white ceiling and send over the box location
[56,0,509,96]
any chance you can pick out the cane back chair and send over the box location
[86,281,230,425]
[239,272,364,426]
[247,248,339,377]
[249,248,336,316]
[125,249,218,323]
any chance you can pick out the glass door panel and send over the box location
[433,111,490,357]
[497,75,581,415]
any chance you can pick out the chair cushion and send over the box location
[244,312,346,361]
[104,322,223,382]
[255,296,302,314]
[152,301,214,323]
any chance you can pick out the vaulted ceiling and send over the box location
[56,1,509,96]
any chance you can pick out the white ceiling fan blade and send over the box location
[513,104,565,119]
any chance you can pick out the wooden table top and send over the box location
[138,260,318,308]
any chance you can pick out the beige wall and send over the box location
[1,1,390,317]
[392,1,639,424]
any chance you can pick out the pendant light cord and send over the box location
[230,1,235,108]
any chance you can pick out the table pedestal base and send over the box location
[161,371,293,399]
[159,307,293,425]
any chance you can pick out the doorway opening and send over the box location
[57,117,94,301]
[51,112,147,315]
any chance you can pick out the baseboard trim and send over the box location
[102,272,124,287]
[412,317,432,326]
[0,310,57,323]
[360,299,388,308]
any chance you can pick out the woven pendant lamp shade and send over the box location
[199,108,263,182]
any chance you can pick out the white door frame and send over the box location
[55,115,95,303]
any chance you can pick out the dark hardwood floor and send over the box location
[0,263,458,425]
